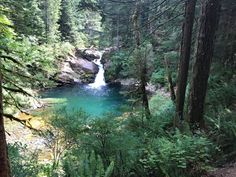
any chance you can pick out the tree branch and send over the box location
[4,113,39,131]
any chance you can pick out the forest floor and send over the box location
[5,112,53,163]
[206,162,236,177]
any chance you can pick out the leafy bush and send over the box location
[8,143,42,177]
[205,65,236,162]
[207,65,236,109]
[105,49,130,80]
[49,107,90,141]
[2,37,76,115]
[63,150,114,177]
[77,115,141,177]
[105,43,154,81]
[149,93,175,118]
[140,131,215,177]
[45,87,234,177]
[150,69,166,86]
[49,110,142,177]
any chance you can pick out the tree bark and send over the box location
[165,57,176,102]
[175,0,196,126]
[0,58,11,177]
[133,1,151,119]
[188,0,221,129]
[140,66,151,119]
[223,7,236,67]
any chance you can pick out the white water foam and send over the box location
[88,51,106,89]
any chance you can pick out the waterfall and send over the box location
[88,51,106,89]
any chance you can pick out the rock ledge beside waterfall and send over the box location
[54,48,100,85]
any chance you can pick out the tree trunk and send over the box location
[175,0,196,126]
[140,66,151,119]
[223,7,236,67]
[165,57,176,102]
[0,58,10,177]
[188,0,221,129]
[133,1,151,119]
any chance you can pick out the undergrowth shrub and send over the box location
[46,88,228,177]
[78,116,141,177]
[150,69,166,86]
[140,131,215,177]
[49,110,141,177]
[205,64,236,162]
[105,50,129,80]
[149,93,175,118]
[63,150,114,177]
[8,143,42,177]
[148,93,175,134]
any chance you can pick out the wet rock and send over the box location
[76,48,101,61]
[56,61,82,84]
[118,78,138,87]
[55,54,99,85]
[113,78,157,95]
[69,57,99,74]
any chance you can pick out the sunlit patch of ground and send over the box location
[4,98,65,162]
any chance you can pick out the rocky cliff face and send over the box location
[54,47,119,85]
[55,49,100,85]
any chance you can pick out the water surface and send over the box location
[41,84,126,117]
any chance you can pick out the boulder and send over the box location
[112,78,157,95]
[56,61,82,84]
[80,49,101,61]
[55,55,99,85]
[57,72,80,84]
[69,57,99,74]
[84,49,101,59]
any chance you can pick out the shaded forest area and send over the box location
[0,0,236,177]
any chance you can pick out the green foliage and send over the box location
[106,43,154,81]
[0,14,15,38]
[49,107,90,140]
[207,65,236,109]
[46,91,220,177]
[63,150,114,177]
[105,49,129,80]
[141,131,215,177]
[205,65,236,161]
[98,0,134,47]
[130,43,154,78]
[1,37,74,114]
[8,143,42,177]
[47,100,215,177]
[104,161,114,177]
[146,93,175,135]
[61,0,103,47]
[150,69,166,86]
[60,0,79,43]
[3,0,45,39]
[44,0,62,43]
[150,93,175,118]
[2,0,236,177]
[49,110,141,177]
[59,0,100,47]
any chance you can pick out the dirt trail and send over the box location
[206,162,236,177]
